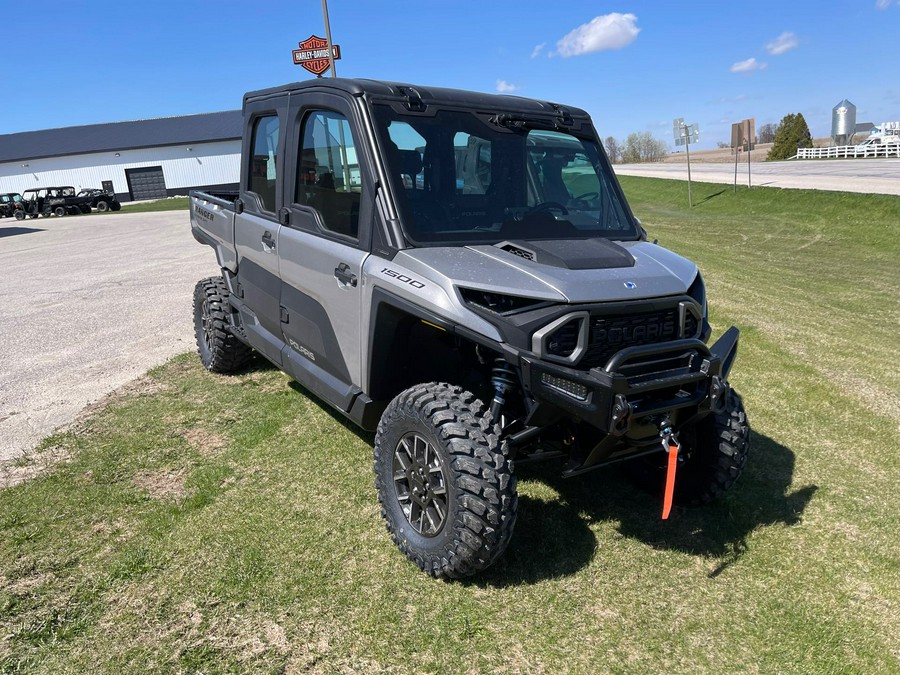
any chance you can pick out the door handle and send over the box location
[334,263,358,287]
[261,231,276,251]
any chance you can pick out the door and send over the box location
[233,108,286,365]
[278,95,373,409]
[125,166,166,200]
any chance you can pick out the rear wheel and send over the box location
[110,201,122,211]
[374,383,518,578]
[96,200,109,212]
[14,210,25,221]
[54,206,66,217]
[79,204,92,213]
[193,276,253,373]
[625,390,750,506]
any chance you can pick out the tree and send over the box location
[767,114,813,160]
[604,136,622,164]
[623,131,668,163]
[758,123,777,144]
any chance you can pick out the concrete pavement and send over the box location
[0,210,218,461]
[613,158,900,196]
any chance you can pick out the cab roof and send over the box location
[244,78,591,119]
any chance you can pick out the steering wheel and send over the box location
[528,201,569,215]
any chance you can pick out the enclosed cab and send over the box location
[190,79,750,578]
[0,193,25,219]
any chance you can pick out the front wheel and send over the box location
[374,383,518,579]
[626,389,750,506]
[96,200,109,212]
[193,276,253,373]
[110,201,122,211]
[54,206,66,217]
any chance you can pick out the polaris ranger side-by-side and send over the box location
[190,79,750,578]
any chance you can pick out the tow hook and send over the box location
[658,418,681,520]
[610,394,632,435]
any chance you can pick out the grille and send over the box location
[581,309,680,369]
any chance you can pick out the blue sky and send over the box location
[1,0,898,150]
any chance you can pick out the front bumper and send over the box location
[517,326,739,436]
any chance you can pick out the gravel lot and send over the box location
[614,157,900,195]
[0,211,218,461]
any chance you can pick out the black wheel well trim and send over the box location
[367,287,516,399]
[369,286,514,356]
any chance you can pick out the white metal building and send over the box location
[0,111,242,201]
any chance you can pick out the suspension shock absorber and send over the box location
[489,358,518,422]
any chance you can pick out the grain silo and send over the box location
[831,100,857,146]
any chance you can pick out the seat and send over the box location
[538,157,572,205]
[396,149,423,189]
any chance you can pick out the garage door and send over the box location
[126,166,167,201]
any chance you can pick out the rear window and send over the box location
[248,115,280,212]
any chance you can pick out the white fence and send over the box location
[795,144,900,159]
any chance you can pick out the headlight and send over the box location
[532,312,589,365]
[459,288,549,316]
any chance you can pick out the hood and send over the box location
[394,240,697,304]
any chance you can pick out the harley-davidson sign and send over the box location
[292,35,341,76]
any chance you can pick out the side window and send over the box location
[248,115,280,212]
[295,110,362,238]
[453,132,492,195]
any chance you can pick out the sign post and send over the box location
[731,123,740,193]
[321,0,337,77]
[730,118,755,190]
[673,118,700,207]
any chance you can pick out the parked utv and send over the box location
[78,187,121,212]
[21,188,69,218]
[55,186,94,214]
[0,193,26,220]
[190,79,751,578]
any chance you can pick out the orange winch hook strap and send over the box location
[661,439,679,520]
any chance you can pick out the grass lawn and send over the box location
[1,179,898,673]
[117,197,190,214]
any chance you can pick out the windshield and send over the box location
[372,104,637,246]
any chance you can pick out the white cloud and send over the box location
[530,42,546,59]
[496,80,521,93]
[875,0,895,8]
[765,32,799,55]
[555,13,640,57]
[730,58,767,73]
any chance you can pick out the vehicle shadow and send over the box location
[699,189,727,204]
[0,227,44,238]
[270,381,816,586]
[474,431,817,587]
[285,380,376,444]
